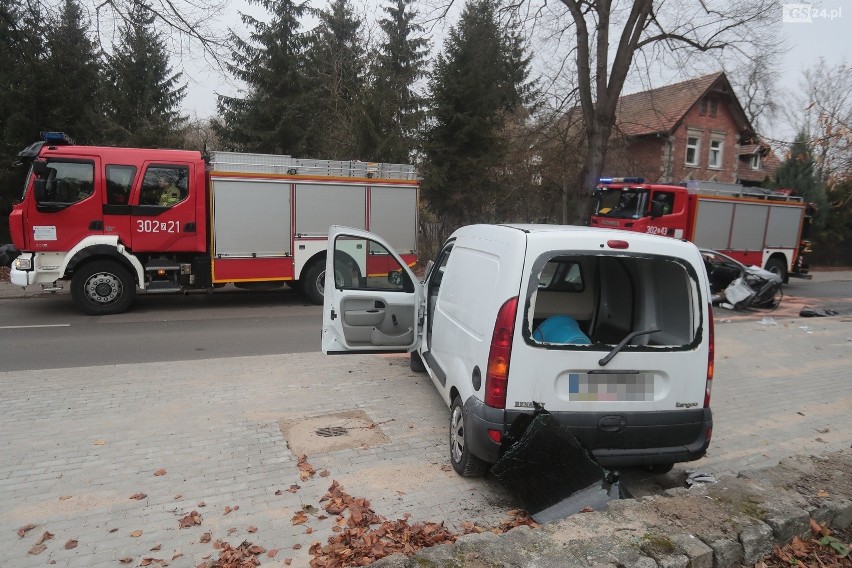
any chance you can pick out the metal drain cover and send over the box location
[316,426,348,437]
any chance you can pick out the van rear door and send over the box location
[322,226,422,353]
[511,234,710,417]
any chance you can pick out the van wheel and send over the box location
[449,396,489,477]
[410,351,426,373]
[71,260,135,315]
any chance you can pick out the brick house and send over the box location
[606,72,779,186]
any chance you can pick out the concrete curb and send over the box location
[372,450,852,568]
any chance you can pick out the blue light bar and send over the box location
[599,176,645,184]
[41,131,74,145]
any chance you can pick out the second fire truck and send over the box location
[589,178,812,281]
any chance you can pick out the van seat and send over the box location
[532,316,591,345]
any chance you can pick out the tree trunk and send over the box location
[573,129,609,224]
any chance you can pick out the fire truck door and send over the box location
[25,158,103,252]
[129,163,198,252]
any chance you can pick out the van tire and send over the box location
[71,260,135,315]
[449,396,489,477]
[410,351,426,373]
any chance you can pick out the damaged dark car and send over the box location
[701,249,783,310]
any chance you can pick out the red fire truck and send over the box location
[589,178,812,281]
[8,133,419,314]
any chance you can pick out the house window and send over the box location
[709,98,718,117]
[699,98,707,116]
[751,154,761,170]
[685,136,700,166]
[709,139,723,169]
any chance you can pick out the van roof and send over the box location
[454,223,702,257]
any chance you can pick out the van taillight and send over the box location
[704,303,714,408]
[485,296,519,409]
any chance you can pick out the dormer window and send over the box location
[751,153,761,170]
[699,98,707,116]
[709,98,718,117]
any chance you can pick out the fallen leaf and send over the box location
[248,545,266,554]
[305,527,313,534]
[109,528,118,533]
[234,505,239,511]
[224,505,232,515]
[59,496,72,501]
[816,427,830,434]
[297,454,315,481]
[247,526,257,533]
[153,468,166,476]
[35,531,54,545]
[130,530,142,538]
[149,544,161,551]
[267,549,278,558]
[227,527,237,535]
[284,559,292,566]
[129,493,147,500]
[29,544,47,555]
[291,511,308,525]
[292,544,302,550]
[197,501,206,507]
[319,470,330,477]
[580,506,595,513]
[286,484,300,493]
[275,489,283,495]
[119,557,133,563]
[440,464,452,472]
[174,494,182,499]
[178,511,202,528]
[94,440,106,445]
[17,524,37,538]
[64,539,78,549]
[199,532,211,543]
[817,489,829,498]
[171,551,183,560]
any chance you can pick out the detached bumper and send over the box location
[465,396,712,467]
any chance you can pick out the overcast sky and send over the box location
[178,0,849,145]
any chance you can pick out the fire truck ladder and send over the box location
[208,151,418,181]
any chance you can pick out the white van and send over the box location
[322,224,714,476]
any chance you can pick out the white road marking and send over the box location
[0,324,71,329]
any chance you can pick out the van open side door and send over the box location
[322,226,422,354]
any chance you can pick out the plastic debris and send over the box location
[686,471,717,486]
[758,317,778,326]
[799,326,813,333]
[799,307,840,317]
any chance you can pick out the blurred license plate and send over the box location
[568,372,654,401]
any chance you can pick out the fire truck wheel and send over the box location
[302,260,329,305]
[71,260,136,315]
[764,257,788,283]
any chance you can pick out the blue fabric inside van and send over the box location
[533,316,591,345]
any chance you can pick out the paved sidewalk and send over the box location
[1,317,850,566]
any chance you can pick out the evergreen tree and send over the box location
[102,1,187,148]
[44,0,102,144]
[359,0,429,163]
[302,0,366,158]
[776,131,829,230]
[0,0,47,240]
[422,0,535,225]
[216,0,311,154]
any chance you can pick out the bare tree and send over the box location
[788,58,852,191]
[727,52,781,135]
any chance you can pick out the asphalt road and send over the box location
[0,287,322,372]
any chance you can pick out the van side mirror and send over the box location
[650,201,664,218]
[33,178,47,202]
[32,160,48,177]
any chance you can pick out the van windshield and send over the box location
[526,253,699,349]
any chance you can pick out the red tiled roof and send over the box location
[615,73,724,136]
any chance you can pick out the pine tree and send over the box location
[422,0,535,225]
[302,0,366,158]
[359,0,429,163]
[776,131,829,230]
[216,0,311,154]
[44,0,102,144]
[102,1,187,148]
